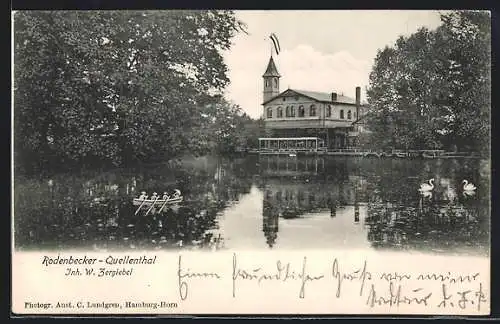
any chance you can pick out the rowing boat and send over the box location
[132,197,183,206]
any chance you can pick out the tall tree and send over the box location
[436,11,491,152]
[365,10,490,154]
[14,10,246,171]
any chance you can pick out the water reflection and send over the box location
[14,155,489,255]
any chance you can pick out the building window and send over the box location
[290,106,296,117]
[326,105,332,117]
[285,106,290,117]
[267,107,273,118]
[340,109,344,119]
[354,111,357,119]
[282,97,286,101]
[274,78,278,87]
[347,110,352,119]
[298,105,305,117]
[310,105,316,117]
[265,79,269,87]
[277,106,283,118]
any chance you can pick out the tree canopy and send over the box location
[14,10,247,173]
[364,11,490,154]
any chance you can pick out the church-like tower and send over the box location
[262,56,281,103]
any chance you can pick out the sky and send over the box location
[222,10,445,119]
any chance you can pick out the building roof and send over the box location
[262,56,281,77]
[292,89,357,105]
[262,88,359,105]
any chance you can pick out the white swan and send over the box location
[462,180,476,191]
[419,178,435,192]
[463,190,476,197]
[421,190,433,199]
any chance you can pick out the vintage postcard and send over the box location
[11,10,491,316]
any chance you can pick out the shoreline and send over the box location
[248,150,485,159]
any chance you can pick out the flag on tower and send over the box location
[269,33,281,55]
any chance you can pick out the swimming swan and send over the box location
[419,178,435,192]
[462,180,476,191]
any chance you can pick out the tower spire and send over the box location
[262,56,281,104]
[262,56,281,78]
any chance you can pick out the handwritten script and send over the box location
[177,254,488,312]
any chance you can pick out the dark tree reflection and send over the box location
[14,157,254,250]
[259,155,489,254]
[363,158,489,255]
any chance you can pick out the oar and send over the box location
[134,196,149,215]
[144,195,160,216]
[158,193,171,214]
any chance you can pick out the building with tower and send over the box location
[260,56,367,150]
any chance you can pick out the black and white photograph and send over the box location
[11,9,491,315]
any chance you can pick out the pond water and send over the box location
[14,155,490,256]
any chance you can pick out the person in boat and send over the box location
[139,191,148,200]
[162,192,170,200]
[150,192,159,200]
[173,189,181,198]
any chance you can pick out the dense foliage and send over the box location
[364,11,490,154]
[193,100,265,154]
[14,10,247,173]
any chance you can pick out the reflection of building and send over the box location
[262,175,367,220]
[261,56,367,149]
[262,200,279,248]
[262,170,367,205]
[260,176,368,248]
[329,198,337,218]
[264,185,326,216]
[259,155,325,177]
